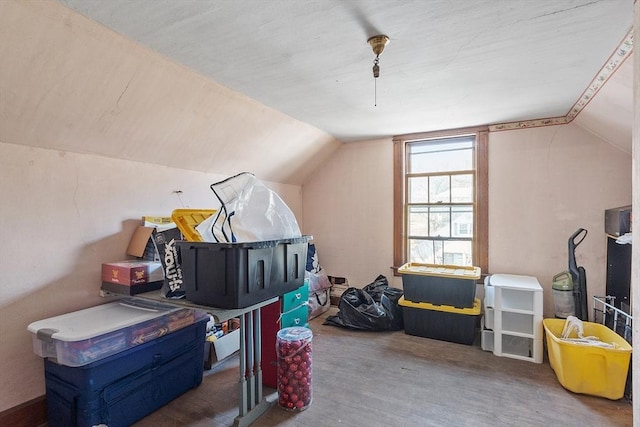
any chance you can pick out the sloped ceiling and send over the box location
[55,0,632,141]
[0,0,633,186]
[573,54,633,154]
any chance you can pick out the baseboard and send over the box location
[0,395,47,427]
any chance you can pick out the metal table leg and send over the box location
[234,306,277,427]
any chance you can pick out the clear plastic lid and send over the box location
[277,326,313,342]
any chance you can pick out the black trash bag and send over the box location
[362,274,389,302]
[381,287,404,331]
[364,274,404,330]
[324,275,404,331]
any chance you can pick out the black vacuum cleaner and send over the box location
[568,228,589,321]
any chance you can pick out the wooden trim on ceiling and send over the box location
[489,27,633,132]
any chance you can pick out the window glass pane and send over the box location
[451,174,473,202]
[408,206,429,236]
[452,205,473,237]
[443,240,472,266]
[408,176,429,203]
[429,206,450,237]
[408,137,473,174]
[429,175,450,203]
[401,133,480,269]
[409,239,443,264]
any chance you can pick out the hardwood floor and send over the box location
[133,307,632,427]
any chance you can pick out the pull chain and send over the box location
[373,56,380,107]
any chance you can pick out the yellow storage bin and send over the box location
[543,318,632,400]
[171,209,216,242]
[398,263,480,308]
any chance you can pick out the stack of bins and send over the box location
[398,263,481,345]
[27,300,208,427]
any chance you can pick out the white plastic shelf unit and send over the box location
[484,274,543,363]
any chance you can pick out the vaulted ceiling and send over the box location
[0,1,633,186]
[57,0,633,147]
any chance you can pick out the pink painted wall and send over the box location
[0,142,303,410]
[303,124,632,317]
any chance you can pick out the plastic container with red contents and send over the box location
[276,326,313,411]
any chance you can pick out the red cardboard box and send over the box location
[101,261,164,285]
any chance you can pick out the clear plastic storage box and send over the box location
[28,299,206,367]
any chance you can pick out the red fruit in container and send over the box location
[276,327,313,412]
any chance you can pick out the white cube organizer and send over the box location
[480,316,494,352]
[483,300,494,330]
[483,274,543,363]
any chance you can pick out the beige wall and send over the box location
[0,141,303,410]
[303,123,632,317]
[489,124,631,316]
[302,138,395,288]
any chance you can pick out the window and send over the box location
[393,127,488,273]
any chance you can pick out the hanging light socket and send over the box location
[368,35,389,106]
[367,35,390,58]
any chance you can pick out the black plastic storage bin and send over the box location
[398,296,481,345]
[398,263,481,308]
[44,317,207,427]
[177,236,311,309]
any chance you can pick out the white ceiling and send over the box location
[56,0,633,142]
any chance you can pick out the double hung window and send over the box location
[393,128,488,272]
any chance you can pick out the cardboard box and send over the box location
[203,328,240,369]
[328,276,349,306]
[126,217,175,261]
[101,260,164,285]
[101,281,163,296]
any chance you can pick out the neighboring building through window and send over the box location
[393,127,488,273]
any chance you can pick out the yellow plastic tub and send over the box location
[397,263,481,308]
[171,209,216,242]
[543,318,632,400]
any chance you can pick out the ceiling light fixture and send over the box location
[367,35,389,106]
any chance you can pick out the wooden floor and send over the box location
[133,307,632,427]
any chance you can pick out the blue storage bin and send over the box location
[44,317,207,427]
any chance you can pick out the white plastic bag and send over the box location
[199,172,301,243]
